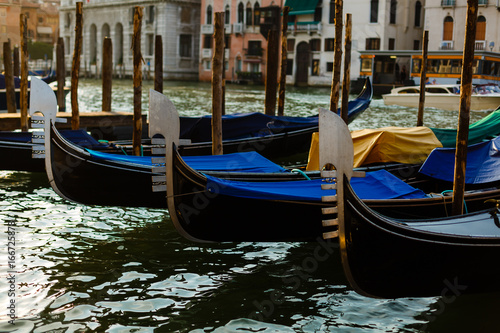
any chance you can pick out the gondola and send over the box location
[29,78,326,207]
[165,108,500,242]
[323,108,500,298]
[1,77,372,172]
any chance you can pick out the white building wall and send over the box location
[59,0,200,80]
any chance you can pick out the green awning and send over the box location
[284,0,320,15]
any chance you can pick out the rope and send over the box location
[440,190,468,214]
[291,169,311,180]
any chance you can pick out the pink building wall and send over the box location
[199,0,280,84]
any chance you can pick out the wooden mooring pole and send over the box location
[71,1,83,130]
[340,13,352,124]
[452,0,478,216]
[102,37,112,112]
[154,35,163,93]
[212,12,224,155]
[264,27,280,116]
[330,0,343,112]
[277,6,289,117]
[132,6,143,156]
[56,37,66,111]
[13,47,19,77]
[417,30,429,127]
[20,15,28,131]
[3,41,17,114]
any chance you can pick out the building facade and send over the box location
[199,0,274,84]
[59,0,200,80]
[283,0,425,87]
[0,0,60,58]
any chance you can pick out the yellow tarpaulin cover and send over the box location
[306,126,443,171]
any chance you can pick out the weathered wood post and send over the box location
[132,6,143,156]
[264,19,280,116]
[19,14,29,131]
[212,12,224,155]
[154,35,163,93]
[56,37,66,111]
[102,37,113,112]
[277,6,289,117]
[20,15,28,131]
[3,41,17,114]
[417,30,429,126]
[330,0,343,112]
[341,13,352,123]
[13,46,20,77]
[452,0,478,216]
[71,1,83,130]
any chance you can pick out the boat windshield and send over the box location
[474,84,500,94]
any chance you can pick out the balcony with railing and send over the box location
[441,0,455,6]
[201,24,214,34]
[475,40,486,51]
[440,41,454,50]
[287,21,322,35]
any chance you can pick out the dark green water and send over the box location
[1,80,498,332]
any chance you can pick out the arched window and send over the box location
[246,3,252,26]
[370,0,378,23]
[390,0,397,24]
[206,5,212,24]
[225,5,230,24]
[414,1,422,27]
[476,16,486,41]
[238,2,244,23]
[443,16,453,41]
[253,2,260,26]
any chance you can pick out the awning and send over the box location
[37,26,53,34]
[284,0,320,15]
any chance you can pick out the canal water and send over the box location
[1,79,498,332]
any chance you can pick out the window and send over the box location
[310,39,321,51]
[329,0,335,24]
[225,36,231,49]
[366,38,380,50]
[388,38,395,50]
[246,4,252,26]
[225,5,230,24]
[181,7,191,23]
[203,35,212,49]
[204,59,211,71]
[147,6,155,24]
[314,2,322,22]
[236,57,242,72]
[288,39,295,52]
[179,34,192,57]
[147,34,154,56]
[206,5,212,24]
[413,40,420,50]
[443,16,453,41]
[370,0,378,23]
[326,62,333,72]
[325,38,335,51]
[286,59,294,75]
[247,40,262,56]
[390,0,397,24]
[414,1,422,27]
[253,3,260,26]
[476,16,486,41]
[312,59,320,76]
[238,2,244,23]
[38,17,44,24]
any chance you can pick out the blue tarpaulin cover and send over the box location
[205,169,427,201]
[86,149,288,173]
[419,136,500,184]
[179,112,319,143]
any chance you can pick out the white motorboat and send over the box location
[382,83,500,111]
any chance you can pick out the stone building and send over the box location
[59,0,200,80]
